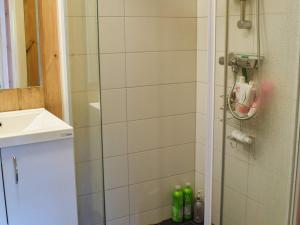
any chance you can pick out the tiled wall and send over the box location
[66,1,105,225]
[99,0,197,224]
[66,0,300,224]
[196,1,300,225]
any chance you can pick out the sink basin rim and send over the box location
[0,108,73,148]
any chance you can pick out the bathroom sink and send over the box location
[0,108,73,148]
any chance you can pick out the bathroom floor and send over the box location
[155,219,202,225]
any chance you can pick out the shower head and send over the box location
[237,0,252,29]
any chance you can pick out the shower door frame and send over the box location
[205,0,217,225]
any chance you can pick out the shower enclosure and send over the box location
[64,0,300,224]
[212,1,300,225]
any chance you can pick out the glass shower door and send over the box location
[214,0,300,225]
[65,0,105,225]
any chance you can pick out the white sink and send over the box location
[0,108,73,148]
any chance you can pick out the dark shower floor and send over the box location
[155,219,203,225]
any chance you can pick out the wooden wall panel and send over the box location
[18,87,45,110]
[0,89,19,112]
[24,0,40,86]
[0,87,44,112]
[38,0,63,119]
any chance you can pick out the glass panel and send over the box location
[65,0,105,225]
[98,1,198,224]
[215,0,300,225]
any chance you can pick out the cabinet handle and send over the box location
[13,155,19,184]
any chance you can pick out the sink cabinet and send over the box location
[0,138,78,225]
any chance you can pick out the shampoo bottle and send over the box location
[183,182,194,221]
[172,185,184,223]
[193,190,204,224]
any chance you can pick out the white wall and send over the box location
[66,0,198,225]
[98,0,197,224]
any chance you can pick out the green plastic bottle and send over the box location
[183,182,194,221]
[172,185,183,223]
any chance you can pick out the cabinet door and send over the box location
[1,139,78,225]
[0,158,7,225]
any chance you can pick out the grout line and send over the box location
[123,1,131,223]
[68,15,198,18]
[101,81,197,91]
[105,204,172,222]
[105,170,195,192]
[129,204,171,218]
[100,49,197,54]
[77,190,104,198]
[66,11,290,18]
[75,158,103,165]
[102,112,196,126]
[106,215,130,223]
[68,49,197,56]
[100,49,198,54]
[103,141,196,159]
[73,124,101,129]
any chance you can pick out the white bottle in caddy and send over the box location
[235,76,256,116]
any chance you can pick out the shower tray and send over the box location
[154,219,202,225]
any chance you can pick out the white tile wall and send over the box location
[195,0,208,208]
[126,51,196,87]
[74,126,102,162]
[66,0,104,224]
[105,187,130,220]
[125,0,197,17]
[100,53,126,90]
[101,89,127,124]
[129,172,195,214]
[76,160,103,196]
[130,206,171,225]
[125,18,197,52]
[128,143,195,184]
[77,193,104,225]
[107,217,130,225]
[104,156,129,190]
[68,17,98,55]
[99,17,125,53]
[99,0,197,224]
[127,83,196,120]
[128,114,196,153]
[103,122,127,158]
[68,0,300,225]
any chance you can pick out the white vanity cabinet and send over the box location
[0,138,78,225]
[0,109,78,225]
[0,162,6,225]
[0,139,77,225]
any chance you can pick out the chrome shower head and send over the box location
[237,0,252,29]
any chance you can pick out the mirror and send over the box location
[0,0,42,89]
